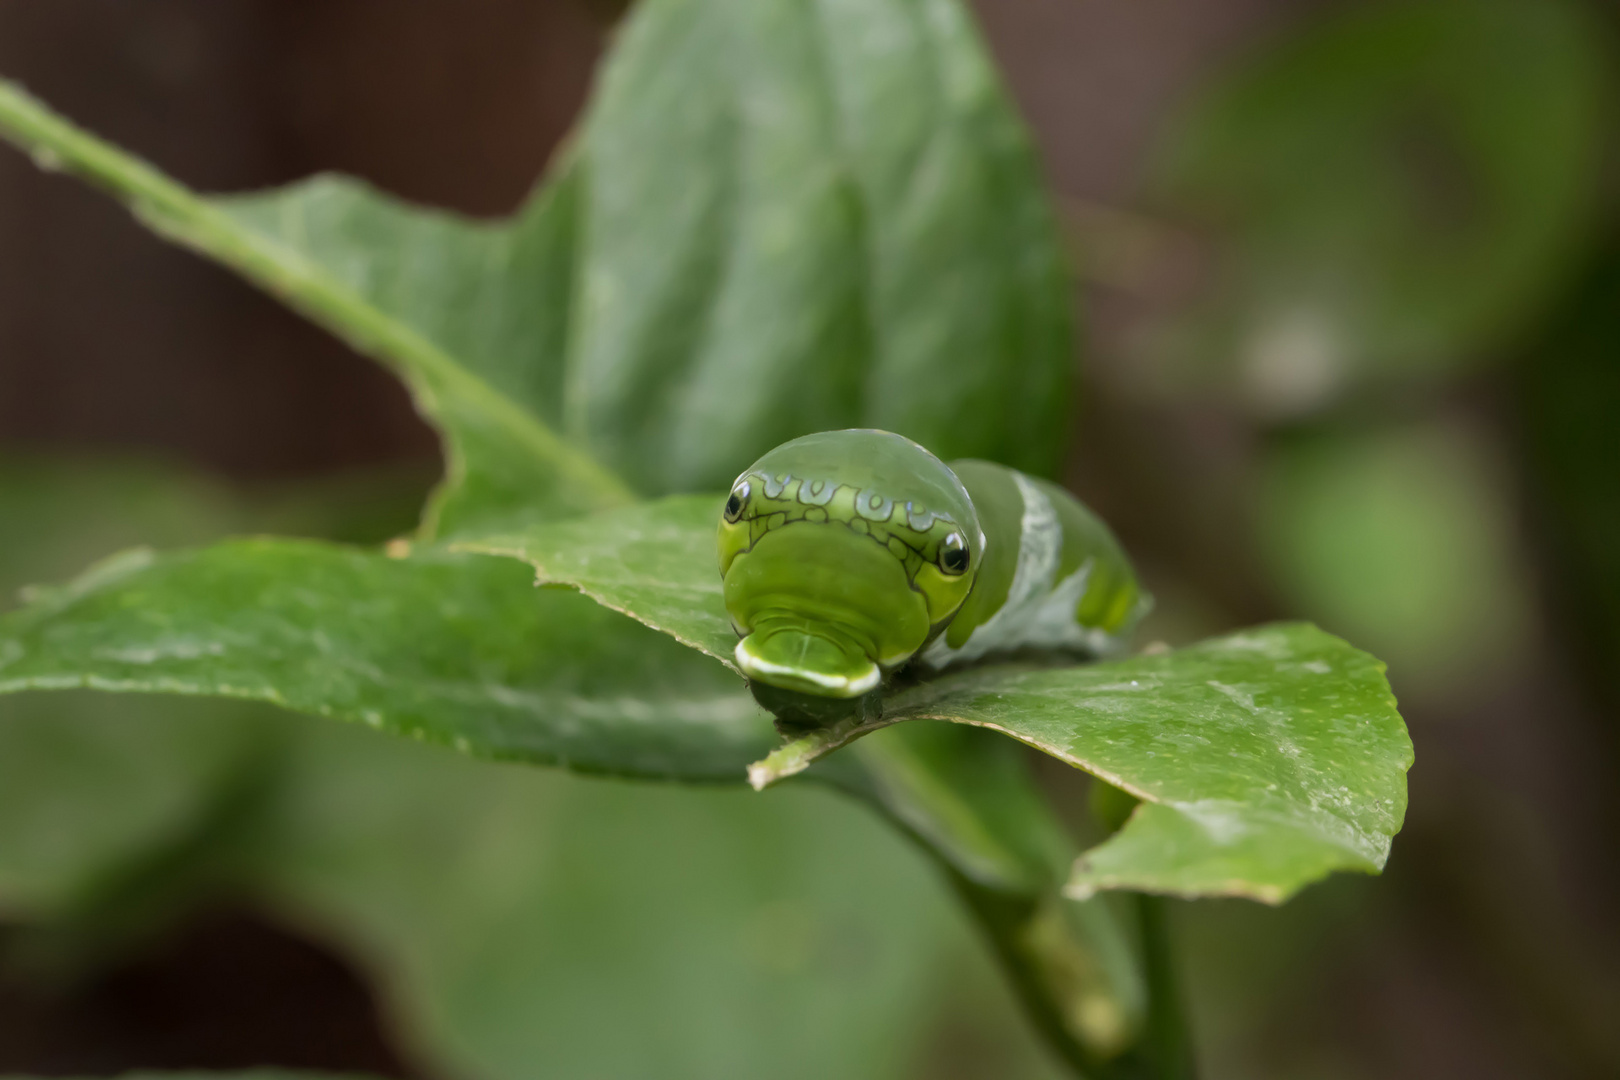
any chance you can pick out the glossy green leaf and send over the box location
[469,494,738,665]
[0,540,774,782]
[472,498,1412,902]
[886,627,1410,903]
[568,0,1072,489]
[0,0,1071,531]
[1150,0,1607,413]
[741,628,1409,904]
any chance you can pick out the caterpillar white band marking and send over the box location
[734,640,882,695]
[921,472,1064,667]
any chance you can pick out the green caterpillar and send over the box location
[717,429,1147,710]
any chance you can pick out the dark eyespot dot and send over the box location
[723,480,750,523]
[939,532,970,575]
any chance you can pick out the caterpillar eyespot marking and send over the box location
[723,491,745,523]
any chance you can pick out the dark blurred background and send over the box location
[1,2,1616,1078]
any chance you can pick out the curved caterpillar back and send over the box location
[920,458,1146,669]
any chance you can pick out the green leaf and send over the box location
[750,626,1410,905]
[0,539,774,782]
[471,498,1413,902]
[883,625,1410,902]
[1150,0,1608,413]
[469,494,737,665]
[0,0,1071,528]
[567,0,1072,489]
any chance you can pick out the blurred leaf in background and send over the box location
[256,719,1062,1080]
[0,694,277,959]
[1146,0,1610,415]
[1517,242,1620,721]
[1255,421,1535,697]
[1089,0,1620,1075]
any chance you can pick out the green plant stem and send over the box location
[948,874,1116,1078]
[1137,895,1197,1079]
[949,877,1208,1079]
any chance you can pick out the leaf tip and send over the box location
[1061,880,1098,902]
[746,740,812,790]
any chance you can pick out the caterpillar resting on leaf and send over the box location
[717,430,1148,718]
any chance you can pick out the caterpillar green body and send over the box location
[717,429,1147,702]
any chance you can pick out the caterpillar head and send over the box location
[716,429,981,699]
